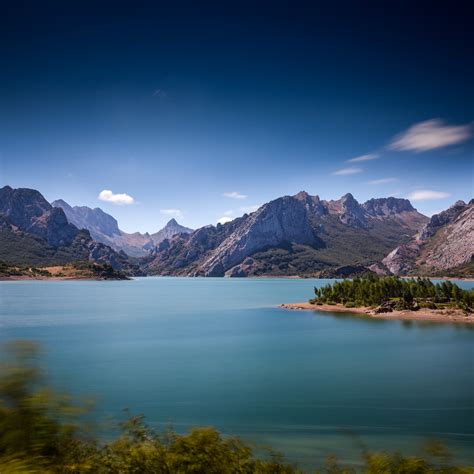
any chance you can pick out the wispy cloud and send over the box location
[223,191,247,199]
[223,210,234,216]
[368,177,399,185]
[240,204,260,213]
[347,153,379,163]
[389,119,472,152]
[152,88,168,99]
[406,190,450,201]
[217,216,233,225]
[332,167,363,176]
[98,189,135,205]
[160,209,183,219]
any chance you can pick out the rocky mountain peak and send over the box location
[151,219,193,245]
[337,193,368,228]
[362,197,416,217]
[294,191,327,217]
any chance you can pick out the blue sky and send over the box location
[1,2,472,232]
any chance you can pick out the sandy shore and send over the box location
[279,302,474,324]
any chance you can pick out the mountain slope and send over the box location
[383,200,474,275]
[0,186,137,272]
[146,191,428,277]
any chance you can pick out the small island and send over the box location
[281,276,474,323]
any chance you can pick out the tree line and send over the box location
[311,276,473,311]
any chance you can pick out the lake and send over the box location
[1,277,473,469]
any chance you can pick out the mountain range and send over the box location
[0,186,138,273]
[144,191,431,277]
[1,185,472,278]
[52,199,192,257]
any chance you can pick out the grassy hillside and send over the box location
[0,229,90,266]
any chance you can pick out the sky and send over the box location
[1,2,473,233]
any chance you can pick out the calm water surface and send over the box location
[1,277,473,468]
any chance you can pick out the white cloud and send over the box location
[240,204,260,213]
[389,119,472,152]
[217,216,233,225]
[368,177,399,185]
[407,190,450,201]
[223,191,247,199]
[98,189,135,205]
[223,209,234,216]
[347,153,379,163]
[160,209,183,219]
[332,167,363,176]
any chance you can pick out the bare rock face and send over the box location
[383,200,474,274]
[419,203,473,271]
[146,191,428,277]
[382,242,420,275]
[53,199,121,237]
[198,195,318,276]
[363,197,415,217]
[324,193,368,228]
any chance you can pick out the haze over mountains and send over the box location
[1,185,472,278]
[52,199,192,257]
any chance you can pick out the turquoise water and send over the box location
[1,277,473,469]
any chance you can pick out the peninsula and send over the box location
[281,276,474,323]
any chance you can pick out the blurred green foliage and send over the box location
[0,341,471,473]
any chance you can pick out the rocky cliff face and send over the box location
[52,199,154,257]
[382,200,474,274]
[146,191,428,277]
[1,187,79,247]
[0,186,138,272]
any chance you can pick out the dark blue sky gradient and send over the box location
[1,2,472,231]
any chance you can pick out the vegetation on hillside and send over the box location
[0,260,129,280]
[0,340,471,473]
[0,228,90,266]
[311,276,473,312]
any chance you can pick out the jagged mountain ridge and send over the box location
[382,199,474,274]
[146,191,429,277]
[0,186,137,272]
[52,200,193,257]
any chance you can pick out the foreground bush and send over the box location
[0,341,471,473]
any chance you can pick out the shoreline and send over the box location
[279,302,474,324]
[0,275,107,281]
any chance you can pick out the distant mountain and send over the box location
[52,199,154,257]
[145,191,428,277]
[383,200,474,275]
[52,200,193,257]
[151,218,194,245]
[0,186,138,273]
